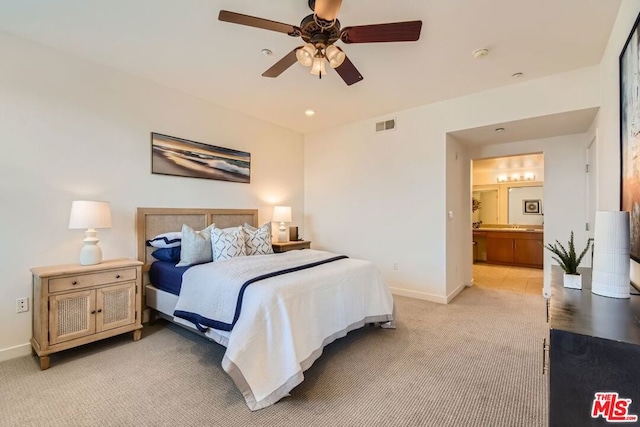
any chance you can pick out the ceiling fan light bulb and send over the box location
[310,57,326,76]
[296,43,315,67]
[325,45,345,68]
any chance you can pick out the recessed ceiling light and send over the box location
[305,109,315,117]
[472,48,489,59]
[495,127,505,132]
[511,72,524,78]
[261,48,273,56]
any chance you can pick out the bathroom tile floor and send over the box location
[472,262,543,296]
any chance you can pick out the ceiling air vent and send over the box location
[375,118,396,133]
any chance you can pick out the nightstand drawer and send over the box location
[49,268,137,293]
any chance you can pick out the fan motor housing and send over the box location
[299,14,341,45]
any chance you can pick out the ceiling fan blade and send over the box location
[333,55,363,86]
[219,10,300,36]
[262,48,300,78]
[313,0,343,21]
[340,20,422,44]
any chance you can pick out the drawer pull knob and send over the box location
[91,310,96,314]
[97,309,102,313]
[116,275,121,279]
[72,281,78,285]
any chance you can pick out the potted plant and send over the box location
[544,231,591,289]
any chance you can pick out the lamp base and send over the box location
[79,229,103,265]
[277,222,288,243]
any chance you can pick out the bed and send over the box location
[136,207,395,410]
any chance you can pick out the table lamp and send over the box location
[272,206,292,243]
[69,200,112,265]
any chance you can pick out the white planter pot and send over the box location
[563,273,582,290]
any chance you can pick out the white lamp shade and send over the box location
[296,43,315,67]
[325,45,346,68]
[591,211,630,298]
[272,206,292,223]
[310,57,327,76]
[69,201,112,229]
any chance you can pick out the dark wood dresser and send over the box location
[548,268,640,426]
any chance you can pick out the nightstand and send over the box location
[272,241,311,253]
[30,258,143,370]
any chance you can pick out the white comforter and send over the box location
[173,249,395,410]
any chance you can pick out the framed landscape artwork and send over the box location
[620,12,640,262]
[151,133,251,184]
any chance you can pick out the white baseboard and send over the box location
[0,343,32,363]
[446,282,468,303]
[389,287,447,304]
[390,281,472,305]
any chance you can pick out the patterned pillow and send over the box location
[243,223,274,256]
[175,224,214,267]
[146,231,182,248]
[212,226,247,261]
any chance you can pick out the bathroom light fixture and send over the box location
[69,200,112,265]
[496,172,536,183]
[272,206,292,243]
[305,109,316,117]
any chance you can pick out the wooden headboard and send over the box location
[136,207,258,271]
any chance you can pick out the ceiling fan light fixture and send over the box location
[310,56,326,76]
[296,43,315,67]
[325,44,345,68]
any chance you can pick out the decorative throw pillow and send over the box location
[146,231,182,248]
[176,224,214,267]
[151,247,182,262]
[243,223,274,256]
[211,226,246,261]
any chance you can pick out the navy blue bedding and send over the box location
[149,261,190,295]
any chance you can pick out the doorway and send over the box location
[471,153,545,293]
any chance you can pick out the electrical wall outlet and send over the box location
[393,262,399,270]
[16,297,29,313]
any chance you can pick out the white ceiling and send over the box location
[0,0,622,135]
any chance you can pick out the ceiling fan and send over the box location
[218,0,422,86]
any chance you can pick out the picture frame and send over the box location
[151,133,251,184]
[620,11,640,262]
[523,199,541,215]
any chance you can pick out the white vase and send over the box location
[563,273,582,290]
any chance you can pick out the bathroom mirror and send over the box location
[508,186,543,225]
[472,189,499,226]
[472,184,543,226]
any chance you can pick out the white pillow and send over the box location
[175,224,214,267]
[146,231,182,248]
[211,226,246,261]
[243,223,274,256]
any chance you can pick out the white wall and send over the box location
[305,66,600,303]
[596,0,640,284]
[0,31,304,361]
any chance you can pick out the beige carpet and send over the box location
[0,286,548,427]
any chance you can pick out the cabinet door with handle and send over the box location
[49,289,96,345]
[514,238,544,267]
[96,282,136,333]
